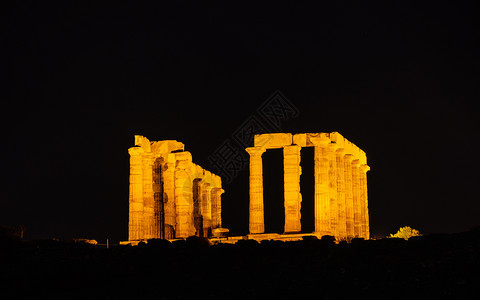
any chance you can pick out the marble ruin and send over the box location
[247,132,370,240]
[127,132,370,243]
[128,135,225,240]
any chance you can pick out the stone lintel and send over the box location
[134,135,152,152]
[174,151,192,161]
[310,135,331,146]
[151,140,185,154]
[254,133,292,149]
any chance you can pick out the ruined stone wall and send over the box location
[247,132,370,240]
[128,136,223,240]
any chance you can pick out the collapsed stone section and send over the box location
[128,135,224,240]
[246,132,370,240]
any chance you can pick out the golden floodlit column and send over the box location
[202,183,213,236]
[311,136,331,236]
[128,147,144,240]
[352,159,361,238]
[174,152,195,238]
[142,152,155,239]
[163,154,176,239]
[152,159,163,239]
[211,188,224,228]
[335,148,347,240]
[283,145,302,233]
[344,154,355,238]
[327,143,338,237]
[359,164,370,239]
[246,147,266,234]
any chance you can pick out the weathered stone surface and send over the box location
[359,164,370,239]
[246,146,266,234]
[311,136,331,236]
[344,154,355,238]
[283,145,302,233]
[128,135,225,241]
[247,132,370,240]
[336,148,347,240]
[254,133,292,149]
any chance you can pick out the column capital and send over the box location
[352,159,360,167]
[203,182,212,191]
[128,146,144,156]
[360,164,371,173]
[246,146,266,157]
[327,142,339,152]
[336,148,345,156]
[310,136,331,146]
[283,144,301,154]
[344,154,354,162]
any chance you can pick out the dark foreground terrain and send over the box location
[1,229,479,299]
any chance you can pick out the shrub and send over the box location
[390,226,422,240]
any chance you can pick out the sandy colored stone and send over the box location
[128,135,225,241]
[247,132,370,241]
[254,133,292,149]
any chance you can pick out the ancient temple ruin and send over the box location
[246,132,370,240]
[128,135,224,240]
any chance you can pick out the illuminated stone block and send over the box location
[128,135,225,241]
[254,133,292,149]
[246,146,266,234]
[247,132,370,240]
[283,145,302,233]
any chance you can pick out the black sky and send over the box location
[2,1,479,242]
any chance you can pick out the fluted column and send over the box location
[163,154,176,239]
[211,188,224,228]
[311,136,331,236]
[153,158,163,239]
[246,147,266,234]
[283,145,302,233]
[128,147,144,240]
[344,154,354,238]
[335,149,347,240]
[327,143,338,237]
[352,159,361,238]
[142,153,155,240]
[359,165,370,239]
[174,151,195,238]
[202,183,213,237]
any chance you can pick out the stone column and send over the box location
[352,159,361,238]
[359,165,370,239]
[128,147,144,240]
[192,179,203,237]
[163,154,176,239]
[283,145,302,233]
[335,149,347,240]
[174,151,195,238]
[211,188,224,228]
[327,143,338,237]
[142,152,155,240]
[311,136,331,236]
[153,158,164,239]
[202,183,213,237]
[246,147,266,234]
[344,154,355,238]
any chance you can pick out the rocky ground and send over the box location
[1,229,479,299]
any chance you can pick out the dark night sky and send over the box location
[2,1,479,242]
